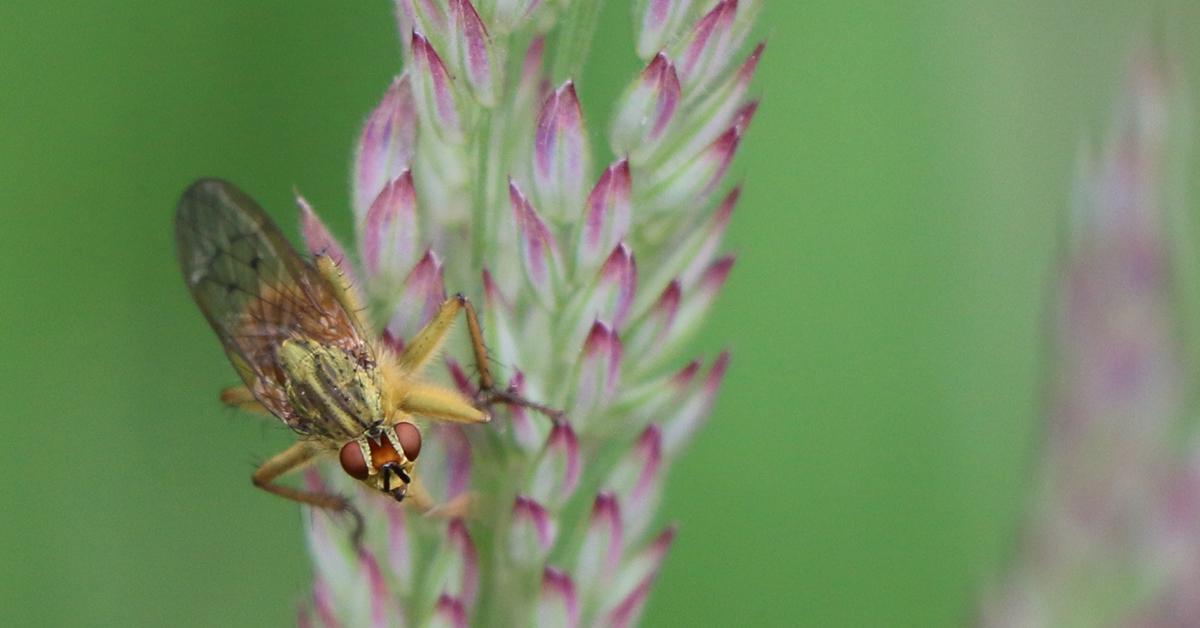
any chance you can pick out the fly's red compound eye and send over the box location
[339,441,369,480]
[395,422,422,460]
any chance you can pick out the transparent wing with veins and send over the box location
[175,178,373,436]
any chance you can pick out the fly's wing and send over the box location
[175,179,372,435]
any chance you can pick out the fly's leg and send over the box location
[314,254,372,337]
[403,381,489,424]
[405,477,473,520]
[395,294,491,424]
[455,295,565,422]
[252,441,364,545]
[220,386,269,414]
[400,294,564,423]
[397,294,486,376]
[476,387,566,423]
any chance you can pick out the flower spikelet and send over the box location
[299,1,761,624]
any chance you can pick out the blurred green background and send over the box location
[4,1,1200,626]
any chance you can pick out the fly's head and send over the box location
[338,422,422,501]
[277,338,421,500]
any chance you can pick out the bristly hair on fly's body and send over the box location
[176,178,550,541]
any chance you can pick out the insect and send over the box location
[176,178,524,536]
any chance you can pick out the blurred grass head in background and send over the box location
[981,43,1200,627]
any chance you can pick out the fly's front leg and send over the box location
[252,441,364,544]
[404,477,473,520]
[397,294,488,379]
[398,294,564,423]
[455,295,564,423]
[453,296,561,422]
[477,387,565,423]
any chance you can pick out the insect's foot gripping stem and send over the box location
[335,499,366,549]
[476,386,566,424]
[307,494,366,548]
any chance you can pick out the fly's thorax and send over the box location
[338,422,423,501]
[277,338,383,440]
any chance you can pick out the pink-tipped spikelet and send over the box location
[299,1,761,624]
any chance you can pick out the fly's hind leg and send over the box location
[253,441,365,545]
[220,386,269,414]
